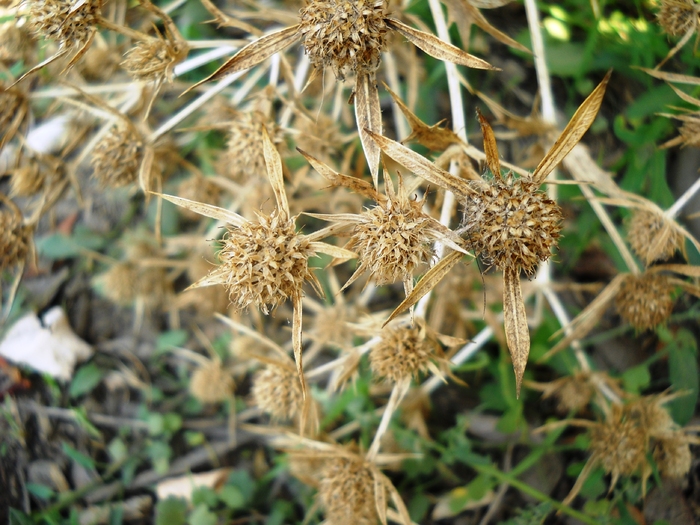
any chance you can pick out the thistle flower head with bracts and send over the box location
[184,0,497,186]
[156,127,356,423]
[0,194,32,272]
[370,71,612,396]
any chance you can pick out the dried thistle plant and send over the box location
[190,358,235,404]
[657,0,699,37]
[251,361,303,421]
[0,83,28,149]
[91,122,144,188]
[527,370,623,414]
[626,208,685,265]
[184,0,496,185]
[0,194,32,272]
[369,72,612,395]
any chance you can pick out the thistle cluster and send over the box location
[189,359,235,404]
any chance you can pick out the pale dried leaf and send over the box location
[667,83,700,107]
[477,108,501,179]
[308,241,357,261]
[355,71,383,187]
[503,266,529,398]
[650,263,700,278]
[303,221,354,242]
[298,148,382,201]
[261,125,289,218]
[292,294,308,432]
[367,131,475,197]
[154,192,245,227]
[532,70,611,184]
[199,0,261,35]
[384,251,464,326]
[639,67,700,86]
[183,25,301,94]
[374,468,388,525]
[381,471,412,525]
[155,469,230,501]
[386,18,497,70]
[468,0,512,8]
[457,0,530,53]
[11,48,70,88]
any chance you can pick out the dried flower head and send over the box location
[251,363,302,420]
[24,0,100,47]
[653,432,693,478]
[0,203,31,271]
[0,21,34,64]
[222,111,278,182]
[299,0,389,80]
[319,456,382,525]
[97,263,139,305]
[91,123,143,187]
[614,272,675,330]
[122,35,187,83]
[190,359,234,403]
[657,0,699,36]
[370,321,438,383]
[529,371,624,414]
[9,160,46,197]
[0,83,28,148]
[626,209,684,265]
[79,43,120,81]
[676,117,700,147]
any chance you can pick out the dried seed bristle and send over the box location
[657,0,698,36]
[590,404,647,480]
[25,0,100,47]
[370,324,435,383]
[677,118,700,148]
[189,359,234,403]
[251,364,302,420]
[614,273,675,330]
[465,175,563,275]
[217,211,316,313]
[0,209,30,270]
[177,177,221,221]
[91,123,143,187]
[318,456,381,525]
[626,209,683,265]
[121,37,187,82]
[349,196,434,286]
[653,432,692,478]
[299,0,389,80]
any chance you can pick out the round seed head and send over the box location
[299,0,389,80]
[626,209,683,265]
[79,44,120,81]
[349,197,434,286]
[221,111,277,182]
[121,37,187,82]
[217,211,316,314]
[0,209,30,270]
[370,323,436,383]
[653,433,692,478]
[627,395,676,436]
[91,123,143,187]
[677,118,700,148]
[295,112,345,161]
[9,160,46,197]
[98,263,139,305]
[177,177,221,221]
[251,363,302,420]
[190,359,234,403]
[319,456,381,525]
[590,404,647,479]
[0,84,27,139]
[25,0,100,47]
[544,372,596,414]
[615,273,675,331]
[465,175,563,275]
[0,22,34,64]
[657,0,697,36]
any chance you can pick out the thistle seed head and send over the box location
[222,111,279,182]
[121,37,187,83]
[0,84,27,139]
[590,404,647,480]
[615,273,675,330]
[653,433,692,478]
[678,118,700,148]
[0,208,30,270]
[9,160,46,197]
[299,0,389,80]
[544,372,596,414]
[97,263,139,305]
[626,209,683,265]
[318,456,381,525]
[189,359,234,404]
[657,0,698,36]
[177,177,221,221]
[79,44,120,81]
[370,322,436,383]
[0,22,34,64]
[25,0,100,47]
[349,196,433,286]
[465,175,563,275]
[91,123,143,187]
[217,211,316,314]
[251,363,302,420]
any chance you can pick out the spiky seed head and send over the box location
[349,197,433,286]
[98,263,139,305]
[544,372,595,414]
[0,84,26,136]
[615,273,675,331]
[217,211,316,314]
[91,123,143,187]
[657,0,697,36]
[251,363,302,420]
[121,38,187,83]
[626,209,683,265]
[677,118,700,148]
[299,0,389,80]
[295,112,345,161]
[25,0,100,47]
[0,209,30,270]
[177,177,221,221]
[653,433,692,478]
[0,22,34,64]
[465,175,563,275]
[10,160,46,197]
[318,456,381,525]
[590,404,647,479]
[627,395,676,436]
[79,44,120,81]
[370,323,435,383]
[189,359,234,403]
[222,111,278,182]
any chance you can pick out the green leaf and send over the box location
[36,226,107,260]
[108,438,128,463]
[192,486,218,509]
[667,329,699,425]
[621,364,650,394]
[219,485,245,509]
[26,482,55,500]
[9,508,33,525]
[62,442,95,470]
[156,330,189,355]
[69,363,104,398]
[155,497,188,525]
[188,504,217,525]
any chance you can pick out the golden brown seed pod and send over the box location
[318,456,382,525]
[251,363,302,420]
[653,432,693,478]
[221,111,277,182]
[348,196,433,287]
[626,209,684,266]
[121,37,187,83]
[465,175,563,275]
[189,359,235,404]
[177,177,221,221]
[299,0,389,80]
[97,263,139,305]
[370,323,436,383]
[590,404,648,481]
[9,161,46,197]
[0,208,31,271]
[24,0,101,47]
[217,211,317,314]
[657,0,698,36]
[91,123,143,187]
[614,273,675,331]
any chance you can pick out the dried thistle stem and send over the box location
[367,377,411,460]
[666,174,700,219]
